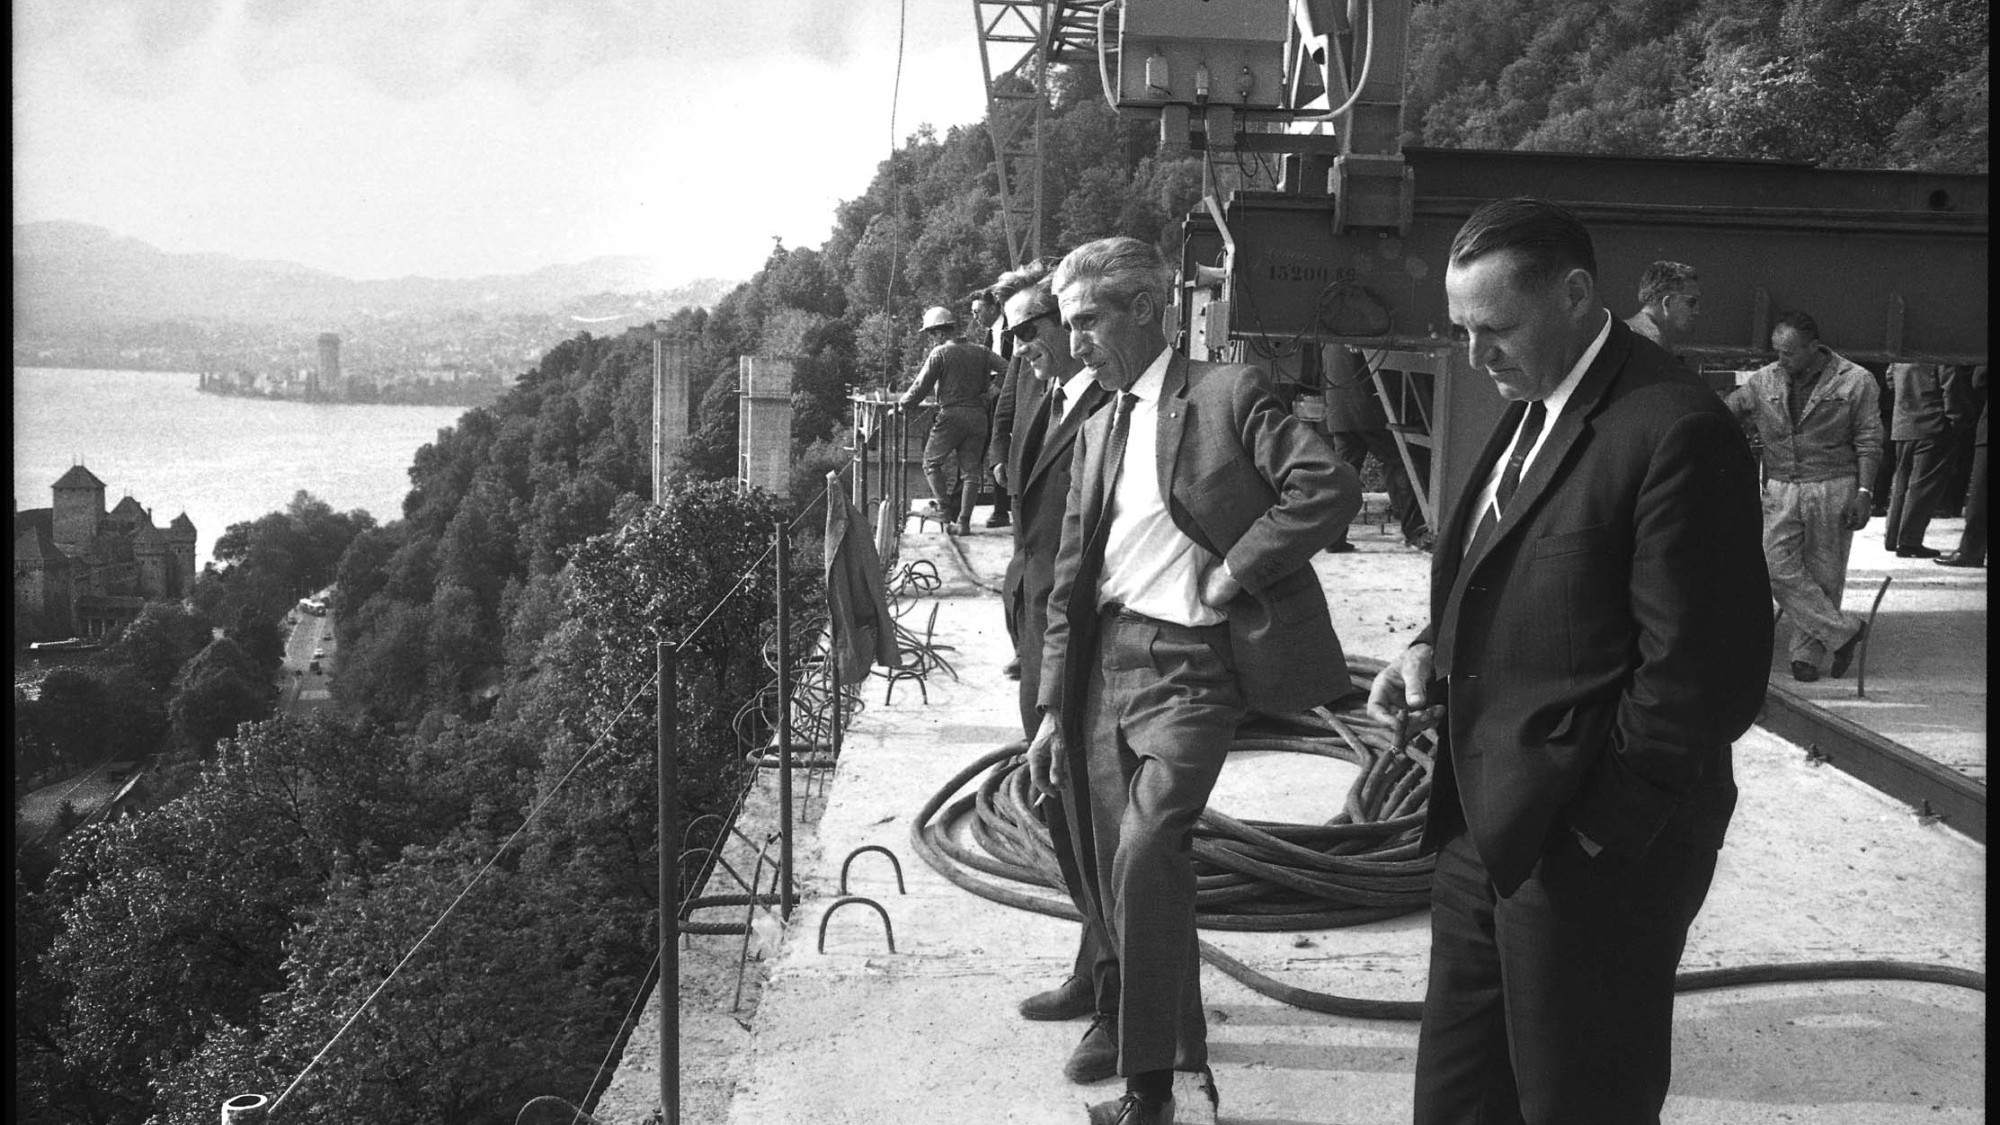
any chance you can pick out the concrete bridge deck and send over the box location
[599,506,1984,1124]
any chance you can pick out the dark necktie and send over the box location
[1083,392,1139,582]
[1051,384,1067,426]
[1496,400,1548,514]
[1468,400,1548,551]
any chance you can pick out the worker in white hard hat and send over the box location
[898,305,1006,535]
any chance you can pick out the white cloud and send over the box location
[13,0,987,281]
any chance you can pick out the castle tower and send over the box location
[167,513,199,597]
[51,465,107,556]
[131,517,169,598]
[107,495,149,536]
[318,333,342,398]
[13,526,75,639]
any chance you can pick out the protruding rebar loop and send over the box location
[838,845,908,895]
[816,896,897,954]
[220,1093,269,1125]
[886,558,942,599]
[512,1094,607,1125]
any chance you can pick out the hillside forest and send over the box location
[13,3,1985,1123]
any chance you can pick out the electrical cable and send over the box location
[267,681,657,1114]
[1095,1,1121,110]
[1302,0,1376,123]
[910,669,1986,1017]
[882,0,909,315]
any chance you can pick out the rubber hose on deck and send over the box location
[907,663,1986,1017]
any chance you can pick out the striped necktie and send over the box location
[1083,392,1139,576]
[1467,400,1548,552]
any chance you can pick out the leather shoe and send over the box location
[1064,1013,1118,1083]
[1086,1091,1173,1125]
[1895,544,1942,559]
[985,512,1011,528]
[1790,660,1820,682]
[1018,974,1091,1021]
[1830,620,1868,678]
[1324,540,1357,554]
[1935,552,1985,568]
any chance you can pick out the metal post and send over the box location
[657,642,679,1125]
[851,396,867,514]
[774,522,795,919]
[219,1093,268,1124]
[653,336,665,502]
[872,399,888,531]
[895,406,909,532]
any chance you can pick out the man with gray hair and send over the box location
[1622,260,1701,357]
[1028,236,1360,1124]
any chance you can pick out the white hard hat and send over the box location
[921,306,956,332]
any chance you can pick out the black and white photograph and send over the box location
[14,2,1984,1122]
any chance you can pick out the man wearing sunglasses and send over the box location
[989,262,1119,1083]
[1622,261,1702,361]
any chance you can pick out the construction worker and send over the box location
[899,305,1005,536]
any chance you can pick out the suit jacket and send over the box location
[1006,375,1111,731]
[1039,355,1361,720]
[1420,318,1771,896]
[986,354,1040,478]
[1889,363,1950,441]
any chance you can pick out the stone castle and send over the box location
[13,465,198,643]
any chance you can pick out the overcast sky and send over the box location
[12,0,991,285]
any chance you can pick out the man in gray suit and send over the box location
[1026,236,1361,1125]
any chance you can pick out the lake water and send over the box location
[13,367,471,564]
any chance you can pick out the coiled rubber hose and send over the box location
[909,663,1984,1018]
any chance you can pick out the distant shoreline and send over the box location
[12,361,199,375]
[195,373,503,409]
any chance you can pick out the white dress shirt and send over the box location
[1467,310,1612,537]
[1051,370,1094,427]
[1097,348,1226,626]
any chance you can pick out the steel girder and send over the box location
[975,2,1112,267]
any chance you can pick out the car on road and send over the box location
[309,660,322,674]
[313,647,326,659]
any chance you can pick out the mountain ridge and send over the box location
[13,220,738,328]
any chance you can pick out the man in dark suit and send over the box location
[1026,236,1361,1125]
[1367,198,1771,1122]
[989,262,1118,1075]
[987,275,1046,677]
